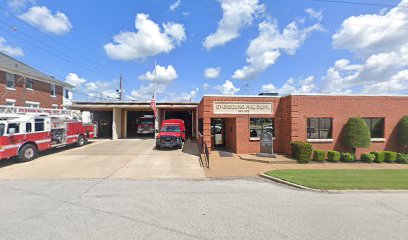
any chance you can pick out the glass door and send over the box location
[211,118,224,147]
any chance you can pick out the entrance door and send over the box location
[211,118,224,147]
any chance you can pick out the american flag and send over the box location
[150,95,156,117]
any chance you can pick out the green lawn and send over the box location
[264,169,408,190]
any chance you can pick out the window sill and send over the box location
[26,88,33,91]
[50,95,56,98]
[6,87,16,91]
[250,137,276,141]
[307,139,334,143]
[371,138,386,142]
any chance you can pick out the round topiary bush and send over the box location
[342,117,371,154]
[313,150,326,162]
[383,151,397,163]
[398,116,408,153]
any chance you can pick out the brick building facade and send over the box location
[198,95,408,156]
[0,52,73,109]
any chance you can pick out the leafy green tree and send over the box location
[342,117,371,154]
[398,116,408,153]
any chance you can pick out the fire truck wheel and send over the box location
[18,144,38,162]
[76,135,85,147]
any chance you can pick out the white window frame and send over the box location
[6,99,16,107]
[25,101,40,109]
[26,78,34,90]
[6,72,15,89]
[50,84,56,97]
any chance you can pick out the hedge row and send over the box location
[290,144,408,164]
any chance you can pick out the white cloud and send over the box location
[164,88,198,102]
[169,0,181,11]
[85,81,118,99]
[203,83,210,91]
[232,18,323,80]
[138,65,178,83]
[214,80,240,95]
[305,8,323,21]
[204,67,221,79]
[104,13,186,61]
[64,73,86,88]
[203,0,264,49]
[0,37,24,57]
[332,0,408,57]
[261,76,316,95]
[8,0,35,11]
[322,1,408,94]
[19,6,72,35]
[130,83,166,101]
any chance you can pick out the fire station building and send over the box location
[72,94,408,156]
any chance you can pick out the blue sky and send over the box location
[0,0,407,102]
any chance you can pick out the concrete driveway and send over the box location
[0,139,205,179]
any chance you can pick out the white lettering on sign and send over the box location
[213,102,273,114]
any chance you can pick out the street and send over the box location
[0,177,407,240]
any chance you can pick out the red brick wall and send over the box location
[291,95,408,156]
[198,95,408,156]
[0,70,64,108]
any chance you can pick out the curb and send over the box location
[259,174,324,192]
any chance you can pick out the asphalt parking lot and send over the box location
[0,177,407,240]
[0,139,205,179]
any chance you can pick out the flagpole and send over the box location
[154,59,157,139]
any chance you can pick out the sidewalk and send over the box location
[204,150,408,177]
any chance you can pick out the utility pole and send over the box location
[119,74,123,101]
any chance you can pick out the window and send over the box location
[25,101,40,108]
[307,118,333,139]
[249,118,274,139]
[35,118,45,132]
[6,73,15,88]
[198,118,203,135]
[363,118,384,138]
[26,123,32,133]
[65,89,70,99]
[26,78,33,89]
[6,99,15,107]
[51,84,56,96]
[7,123,20,134]
[52,104,58,109]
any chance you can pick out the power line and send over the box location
[311,0,408,9]
[0,5,115,75]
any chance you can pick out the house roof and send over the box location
[0,52,73,88]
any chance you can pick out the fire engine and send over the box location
[0,105,96,162]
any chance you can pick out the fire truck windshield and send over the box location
[0,123,4,136]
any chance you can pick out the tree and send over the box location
[342,117,371,154]
[398,116,408,153]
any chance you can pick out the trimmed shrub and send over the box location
[291,141,313,164]
[342,117,371,154]
[361,153,375,163]
[397,153,408,164]
[341,152,356,162]
[327,151,341,162]
[313,150,326,162]
[383,151,397,163]
[397,116,408,153]
[371,151,385,163]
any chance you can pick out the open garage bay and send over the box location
[0,140,205,179]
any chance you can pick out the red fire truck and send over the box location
[0,105,96,162]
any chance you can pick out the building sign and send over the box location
[213,102,273,114]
